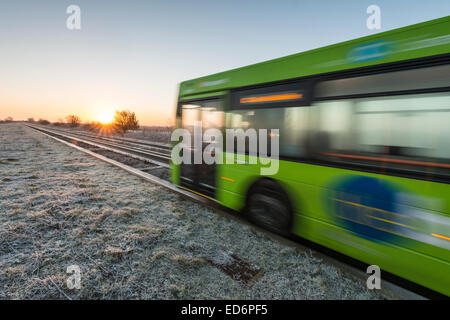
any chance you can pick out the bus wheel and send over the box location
[246,180,292,235]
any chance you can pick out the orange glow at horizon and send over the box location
[0,90,176,127]
[94,109,115,124]
[0,100,175,127]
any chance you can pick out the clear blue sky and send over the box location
[1,0,449,125]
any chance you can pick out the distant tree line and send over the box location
[25,109,139,134]
[0,116,14,123]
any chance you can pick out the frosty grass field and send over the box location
[0,123,388,299]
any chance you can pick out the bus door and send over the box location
[180,98,224,198]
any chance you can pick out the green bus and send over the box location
[172,16,450,296]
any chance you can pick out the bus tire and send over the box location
[245,179,293,235]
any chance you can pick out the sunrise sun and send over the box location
[95,110,115,124]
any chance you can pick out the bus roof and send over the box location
[179,16,450,98]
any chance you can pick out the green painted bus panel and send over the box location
[215,187,245,212]
[170,161,180,185]
[216,165,252,211]
[179,91,229,101]
[216,157,450,295]
[294,214,450,296]
[179,16,450,98]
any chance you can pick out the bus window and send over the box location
[315,64,450,99]
[182,104,201,135]
[226,106,309,158]
[181,100,224,133]
[311,92,450,180]
[309,100,355,153]
[354,93,450,159]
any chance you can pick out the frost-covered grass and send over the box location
[0,124,388,299]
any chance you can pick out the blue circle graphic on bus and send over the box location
[327,175,405,244]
